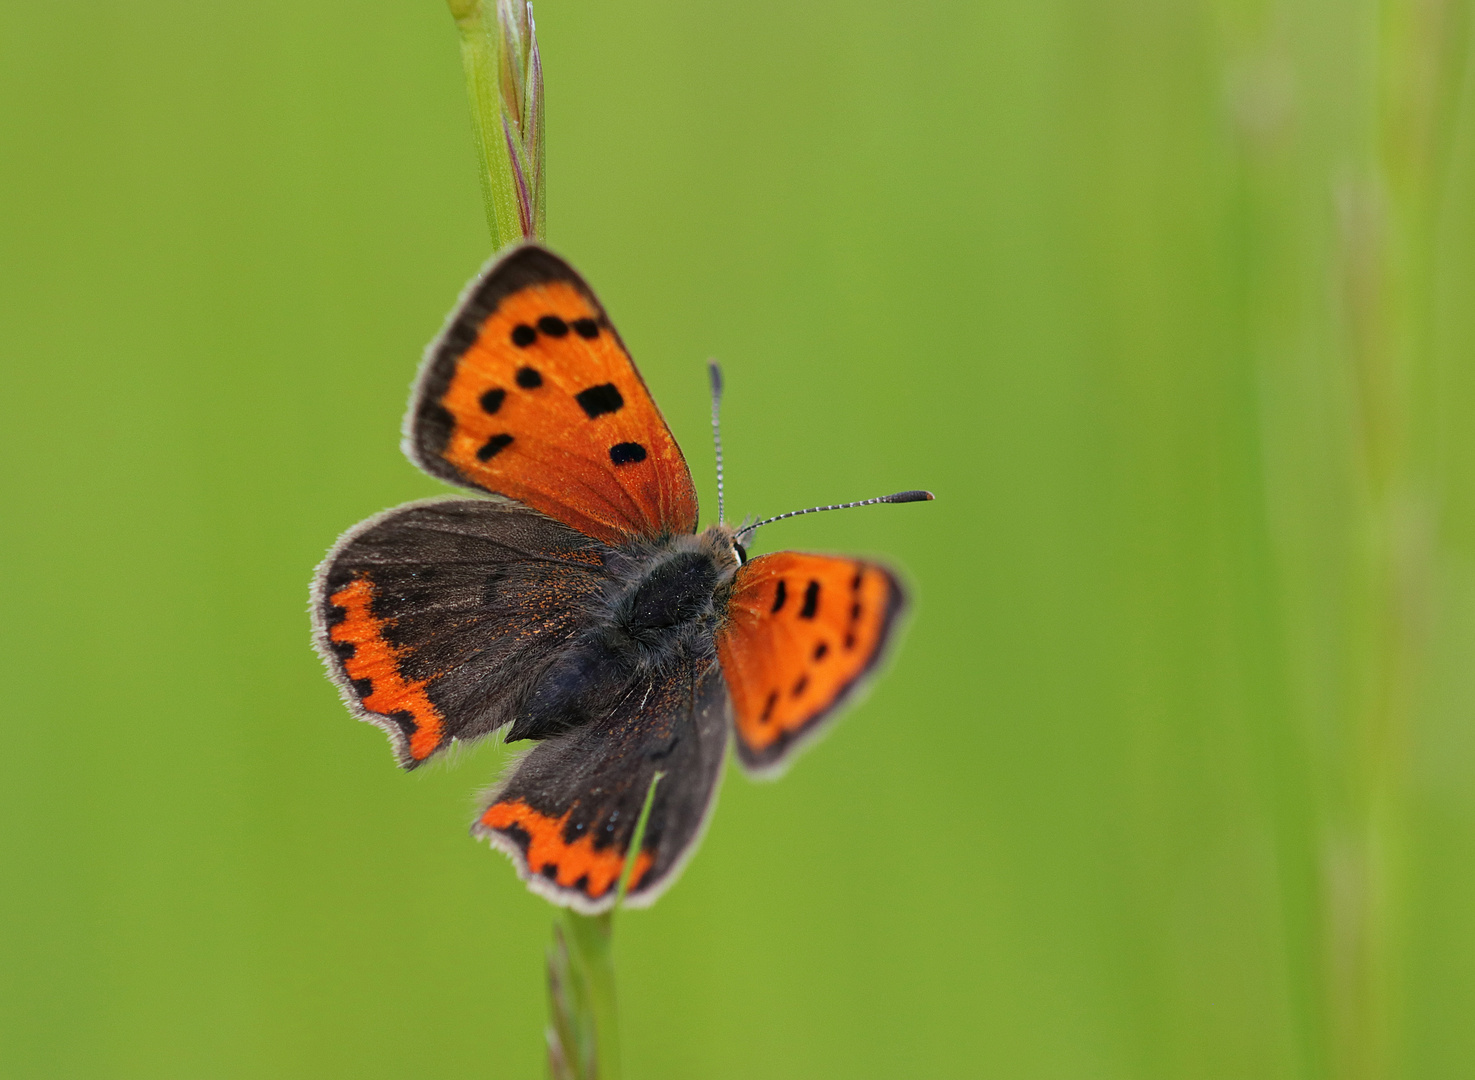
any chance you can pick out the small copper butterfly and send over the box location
[311,245,931,912]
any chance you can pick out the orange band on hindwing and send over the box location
[480,798,653,900]
[327,575,446,762]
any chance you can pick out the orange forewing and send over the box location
[409,247,698,545]
[717,552,905,772]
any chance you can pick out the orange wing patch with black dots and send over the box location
[478,798,653,901]
[407,244,699,545]
[717,552,906,774]
[325,574,447,765]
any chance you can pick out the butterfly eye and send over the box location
[733,541,748,565]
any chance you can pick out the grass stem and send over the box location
[447,0,544,250]
[544,774,661,1080]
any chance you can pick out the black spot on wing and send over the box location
[572,318,599,339]
[792,674,809,698]
[538,315,569,337]
[516,366,543,389]
[500,821,532,852]
[479,387,506,414]
[477,433,514,461]
[761,690,778,723]
[575,383,624,419]
[771,579,787,613]
[511,324,537,347]
[800,580,820,619]
[610,442,647,465]
[813,641,829,661]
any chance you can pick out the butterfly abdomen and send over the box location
[504,642,627,742]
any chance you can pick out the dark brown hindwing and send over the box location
[311,497,613,768]
[475,659,730,913]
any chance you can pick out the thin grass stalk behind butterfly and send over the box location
[447,0,544,249]
[436,7,929,1078]
[443,6,623,1077]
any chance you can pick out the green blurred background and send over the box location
[3,1,1472,1077]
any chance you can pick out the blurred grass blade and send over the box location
[546,914,617,1080]
[614,772,662,910]
[545,920,591,1080]
[446,0,545,247]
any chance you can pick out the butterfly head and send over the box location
[698,520,748,572]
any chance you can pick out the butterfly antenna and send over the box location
[735,489,934,544]
[708,359,726,523]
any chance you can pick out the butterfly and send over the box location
[311,245,930,912]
